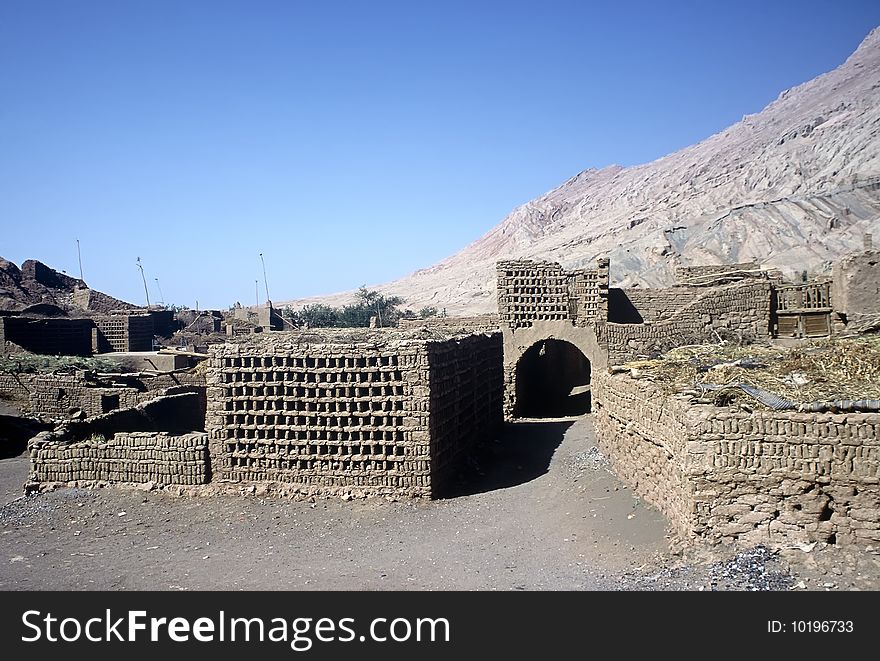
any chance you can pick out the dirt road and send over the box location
[1,416,875,590]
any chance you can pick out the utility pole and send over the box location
[255,280,259,307]
[154,278,165,305]
[259,253,270,305]
[76,239,84,282]
[136,257,151,308]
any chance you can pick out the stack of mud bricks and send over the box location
[29,431,209,485]
[205,332,503,498]
[94,314,153,353]
[497,259,608,330]
[592,371,880,548]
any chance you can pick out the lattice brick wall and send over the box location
[206,332,503,497]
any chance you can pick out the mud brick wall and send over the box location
[0,371,206,419]
[613,288,699,323]
[72,392,204,438]
[206,333,503,498]
[425,334,503,491]
[497,259,608,330]
[598,319,704,364]
[674,262,762,284]
[0,317,93,356]
[398,314,500,331]
[29,431,208,486]
[592,371,695,536]
[593,371,880,548]
[0,373,33,412]
[597,280,772,364]
[26,375,143,417]
[95,315,154,352]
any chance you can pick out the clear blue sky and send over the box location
[2,1,879,309]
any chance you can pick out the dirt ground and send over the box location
[1,416,878,591]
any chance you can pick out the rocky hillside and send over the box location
[285,27,880,315]
[0,257,136,315]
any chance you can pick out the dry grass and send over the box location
[0,352,122,375]
[622,335,880,408]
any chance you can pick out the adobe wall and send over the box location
[591,371,694,538]
[205,332,503,498]
[611,288,699,323]
[425,333,504,491]
[397,314,499,331]
[29,431,209,486]
[94,315,154,353]
[28,391,208,488]
[593,371,880,548]
[0,317,93,356]
[598,280,772,364]
[674,262,764,285]
[832,248,880,331]
[0,370,206,419]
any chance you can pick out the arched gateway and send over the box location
[515,339,591,417]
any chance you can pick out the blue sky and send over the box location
[2,1,879,309]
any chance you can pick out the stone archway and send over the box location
[514,339,591,418]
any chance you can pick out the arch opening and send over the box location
[515,339,591,418]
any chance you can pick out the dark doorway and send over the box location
[515,340,591,418]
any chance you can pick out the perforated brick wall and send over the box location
[497,259,608,330]
[95,315,154,353]
[206,331,503,497]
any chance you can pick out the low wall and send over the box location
[28,392,208,489]
[397,314,499,331]
[0,370,206,418]
[29,431,209,486]
[593,371,880,548]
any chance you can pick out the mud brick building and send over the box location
[205,330,503,497]
[94,314,154,353]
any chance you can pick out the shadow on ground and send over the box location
[0,414,49,459]
[438,419,574,498]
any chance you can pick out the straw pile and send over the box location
[620,335,880,409]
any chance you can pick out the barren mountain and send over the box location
[285,27,880,315]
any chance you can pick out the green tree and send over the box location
[283,287,406,329]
